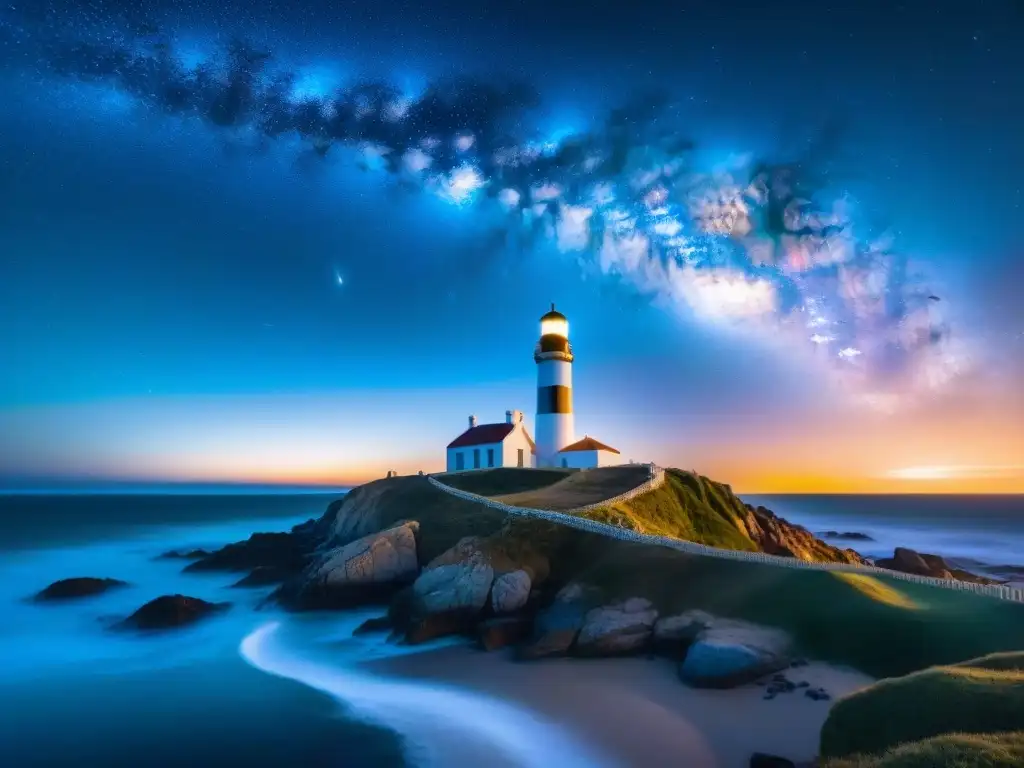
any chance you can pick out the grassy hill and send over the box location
[821,652,1024,767]
[322,468,1024,678]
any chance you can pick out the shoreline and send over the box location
[363,643,876,767]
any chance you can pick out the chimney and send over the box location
[469,415,478,429]
[506,410,513,424]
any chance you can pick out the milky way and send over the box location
[0,16,968,408]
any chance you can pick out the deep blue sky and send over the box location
[0,0,1021,491]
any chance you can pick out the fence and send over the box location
[426,466,1024,604]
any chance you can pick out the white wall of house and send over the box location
[446,442,506,472]
[501,423,536,469]
[557,449,620,469]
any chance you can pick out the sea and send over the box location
[0,491,1022,767]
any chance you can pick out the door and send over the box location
[487,448,495,468]
[473,449,480,469]
[517,448,524,468]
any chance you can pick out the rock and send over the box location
[478,615,533,652]
[117,595,229,630]
[184,530,312,574]
[874,547,999,584]
[876,547,933,576]
[518,583,603,660]
[491,569,532,614]
[277,522,420,610]
[805,687,831,701]
[741,504,868,566]
[353,615,393,635]
[34,577,128,601]
[412,537,495,615]
[750,754,797,768]
[405,609,479,645]
[652,610,715,657]
[679,619,791,689]
[575,597,658,656]
[315,521,420,586]
[231,566,291,588]
[818,531,874,542]
[157,548,211,560]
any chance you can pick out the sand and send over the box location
[365,646,875,768]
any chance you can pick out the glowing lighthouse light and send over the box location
[540,314,568,339]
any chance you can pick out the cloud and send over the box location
[885,465,1024,481]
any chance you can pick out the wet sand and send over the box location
[365,646,875,768]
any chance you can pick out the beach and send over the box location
[366,645,876,767]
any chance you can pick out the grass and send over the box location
[493,465,652,511]
[820,652,1024,759]
[579,470,759,551]
[560,544,1024,678]
[325,469,1024,680]
[326,475,509,563]
[832,573,920,610]
[824,732,1024,768]
[436,468,571,497]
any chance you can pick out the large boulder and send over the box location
[184,530,313,575]
[874,547,999,584]
[575,597,659,656]
[491,569,532,614]
[518,583,604,659]
[34,577,128,601]
[412,536,495,615]
[679,619,791,688]
[279,522,420,609]
[315,521,420,585]
[652,609,715,657]
[117,595,229,631]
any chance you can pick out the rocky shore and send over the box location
[27,467,1024,767]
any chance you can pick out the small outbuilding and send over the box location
[446,410,536,472]
[556,436,621,469]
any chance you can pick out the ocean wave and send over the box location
[239,621,618,768]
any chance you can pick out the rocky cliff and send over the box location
[172,467,1020,680]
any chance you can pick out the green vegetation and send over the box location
[564,545,1024,678]
[580,469,759,551]
[824,732,1024,768]
[327,475,510,563]
[331,469,1024,679]
[821,652,1024,760]
[437,468,571,497]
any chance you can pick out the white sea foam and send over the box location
[239,621,619,768]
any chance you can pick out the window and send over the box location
[487,448,494,467]
[455,452,465,471]
[561,457,568,468]
[473,448,480,469]
[517,448,524,468]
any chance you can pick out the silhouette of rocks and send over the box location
[35,577,128,601]
[117,595,229,630]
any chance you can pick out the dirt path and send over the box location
[493,465,652,511]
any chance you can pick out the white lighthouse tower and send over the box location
[534,304,575,466]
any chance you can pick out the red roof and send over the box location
[447,423,514,449]
[447,423,537,453]
[559,436,620,454]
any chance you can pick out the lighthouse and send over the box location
[534,304,575,466]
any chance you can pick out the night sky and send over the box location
[0,0,1021,492]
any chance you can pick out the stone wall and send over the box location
[426,466,1024,604]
